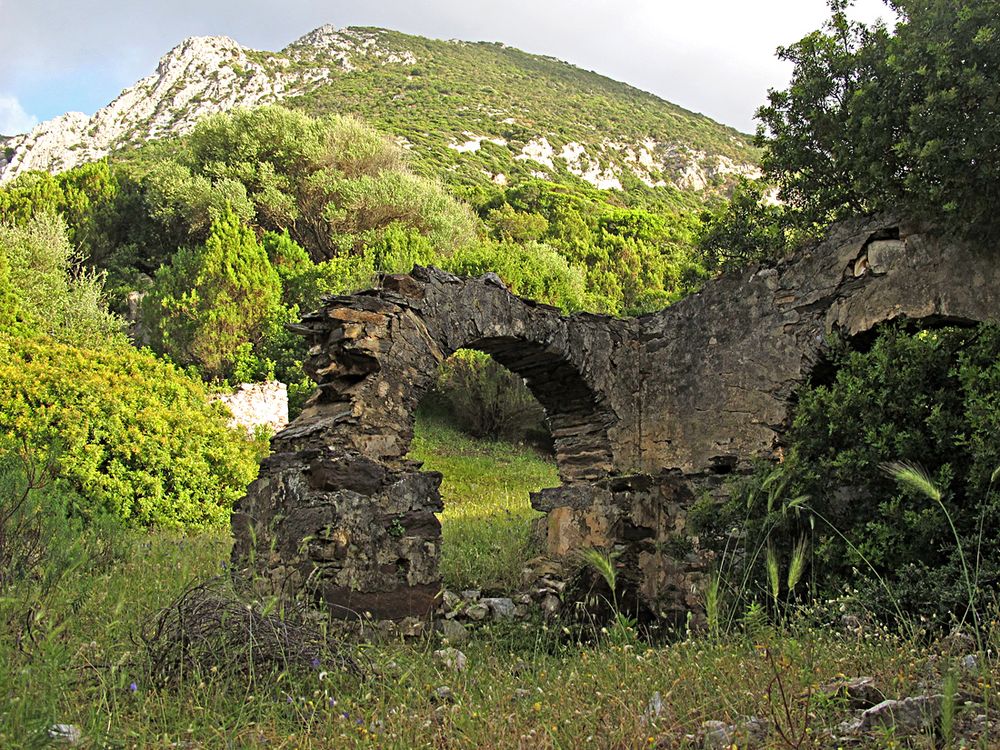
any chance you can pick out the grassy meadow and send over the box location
[407,413,558,593]
[0,415,997,748]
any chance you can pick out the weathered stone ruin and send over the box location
[231,216,1000,621]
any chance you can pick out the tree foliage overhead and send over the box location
[757,0,1000,236]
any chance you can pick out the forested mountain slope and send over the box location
[0,26,758,203]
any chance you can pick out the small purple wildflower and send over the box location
[310,657,321,669]
[328,697,337,707]
[286,696,294,704]
[128,681,137,693]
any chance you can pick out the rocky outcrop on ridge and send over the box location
[0,27,758,195]
[0,28,414,180]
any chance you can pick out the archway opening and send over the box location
[408,348,558,593]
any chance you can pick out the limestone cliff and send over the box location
[0,28,410,178]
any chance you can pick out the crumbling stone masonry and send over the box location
[231,216,1000,620]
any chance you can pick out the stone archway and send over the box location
[459,334,616,481]
[232,216,1000,621]
[231,267,635,618]
[285,268,628,477]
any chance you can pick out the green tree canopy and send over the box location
[696,178,788,272]
[711,324,1000,623]
[181,107,477,260]
[0,213,123,345]
[757,0,1000,236]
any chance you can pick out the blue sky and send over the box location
[0,0,897,136]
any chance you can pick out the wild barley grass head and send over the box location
[881,460,942,502]
[786,535,809,594]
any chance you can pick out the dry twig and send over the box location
[136,578,363,683]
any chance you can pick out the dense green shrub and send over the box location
[0,332,263,529]
[480,180,707,315]
[712,324,1000,623]
[0,209,259,532]
[445,240,587,312]
[182,107,477,261]
[0,213,123,345]
[363,221,437,276]
[0,244,14,328]
[145,208,283,380]
[0,161,120,255]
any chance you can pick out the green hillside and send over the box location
[0,26,759,216]
[279,28,758,205]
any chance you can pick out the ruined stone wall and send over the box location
[635,218,1000,475]
[268,269,639,480]
[232,217,1000,621]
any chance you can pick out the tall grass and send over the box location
[708,467,815,630]
[883,460,986,639]
[579,547,638,644]
[1,522,971,749]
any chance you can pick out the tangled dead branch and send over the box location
[137,578,363,683]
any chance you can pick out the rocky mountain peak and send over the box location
[283,25,418,68]
[285,24,374,53]
[0,26,420,183]
[163,34,245,61]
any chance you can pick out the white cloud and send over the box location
[0,95,37,136]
